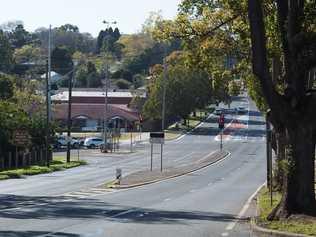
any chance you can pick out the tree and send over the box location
[0,74,14,100]
[14,44,42,64]
[143,51,212,123]
[86,61,101,88]
[247,0,316,218]
[51,46,73,75]
[0,30,13,72]
[9,24,33,48]
[116,79,131,89]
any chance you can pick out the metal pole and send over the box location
[103,57,109,152]
[66,70,74,163]
[48,25,52,122]
[161,49,167,131]
[130,130,133,152]
[45,60,50,167]
[160,144,163,172]
[150,143,153,171]
[220,129,223,151]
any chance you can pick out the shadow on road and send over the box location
[0,231,79,237]
[0,194,247,225]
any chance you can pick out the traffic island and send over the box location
[251,187,316,236]
[107,150,229,189]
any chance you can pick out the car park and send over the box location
[83,137,104,149]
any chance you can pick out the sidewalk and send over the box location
[110,150,229,189]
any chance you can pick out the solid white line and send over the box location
[225,183,266,231]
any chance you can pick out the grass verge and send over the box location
[0,160,87,180]
[257,187,316,236]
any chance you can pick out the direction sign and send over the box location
[150,132,165,144]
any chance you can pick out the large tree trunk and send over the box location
[269,125,316,219]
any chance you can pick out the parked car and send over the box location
[236,106,247,114]
[215,108,223,115]
[54,136,79,149]
[84,137,104,149]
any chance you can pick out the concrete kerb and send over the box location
[251,218,313,237]
[107,150,230,189]
[250,187,313,237]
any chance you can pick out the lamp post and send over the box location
[102,20,117,152]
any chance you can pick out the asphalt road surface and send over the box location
[0,95,267,237]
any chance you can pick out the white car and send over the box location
[84,137,104,149]
[55,136,79,148]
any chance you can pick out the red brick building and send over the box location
[52,90,146,131]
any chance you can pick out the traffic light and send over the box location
[218,114,225,129]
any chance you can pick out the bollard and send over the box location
[116,168,122,185]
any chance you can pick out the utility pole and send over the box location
[48,25,52,122]
[45,60,50,167]
[66,70,74,163]
[161,48,167,131]
[103,61,109,150]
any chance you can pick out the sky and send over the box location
[0,0,182,36]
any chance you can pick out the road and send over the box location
[0,95,267,237]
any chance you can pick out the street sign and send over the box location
[150,132,165,144]
[12,130,30,147]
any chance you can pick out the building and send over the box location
[52,89,146,132]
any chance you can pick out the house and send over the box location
[52,89,146,132]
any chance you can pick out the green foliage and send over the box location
[8,24,34,48]
[0,30,13,72]
[258,187,316,236]
[97,27,123,59]
[228,80,241,96]
[51,46,73,75]
[0,74,14,100]
[0,161,86,179]
[143,52,212,122]
[115,79,131,89]
[13,44,41,64]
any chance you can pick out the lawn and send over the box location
[257,187,316,236]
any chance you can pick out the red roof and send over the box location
[53,103,139,122]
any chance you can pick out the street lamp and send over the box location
[101,20,117,152]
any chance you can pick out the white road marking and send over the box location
[221,232,229,236]
[224,183,266,231]
[164,198,171,202]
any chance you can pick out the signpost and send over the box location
[13,130,30,147]
[12,130,30,169]
[149,132,165,172]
